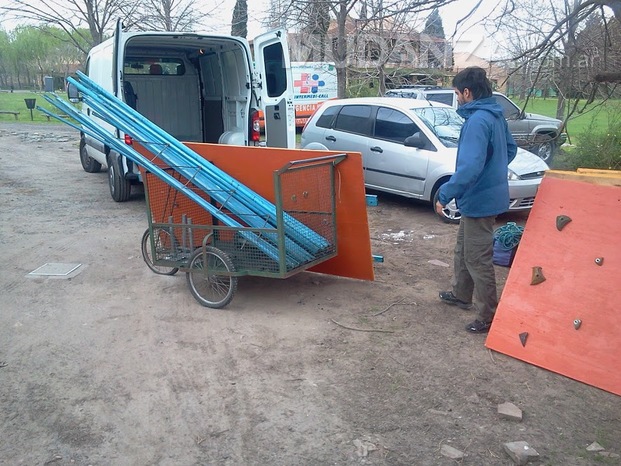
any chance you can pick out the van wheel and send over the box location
[432,188,461,224]
[80,137,102,173]
[108,155,131,202]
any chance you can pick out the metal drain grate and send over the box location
[28,263,82,277]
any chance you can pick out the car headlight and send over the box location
[507,169,522,181]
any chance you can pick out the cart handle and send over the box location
[275,153,347,175]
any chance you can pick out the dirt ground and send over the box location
[0,121,619,466]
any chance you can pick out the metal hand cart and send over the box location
[141,153,346,308]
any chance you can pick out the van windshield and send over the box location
[124,58,186,75]
[412,107,463,148]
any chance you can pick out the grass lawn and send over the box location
[513,97,621,145]
[513,96,621,170]
[0,90,73,124]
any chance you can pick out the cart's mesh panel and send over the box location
[278,162,336,259]
[144,167,216,262]
[143,159,338,276]
[148,226,188,265]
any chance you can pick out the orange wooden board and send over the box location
[486,175,621,396]
[137,142,375,281]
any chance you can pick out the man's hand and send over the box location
[435,201,444,216]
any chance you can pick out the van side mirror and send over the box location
[67,81,81,103]
[404,132,426,149]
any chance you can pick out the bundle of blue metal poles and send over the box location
[40,96,298,267]
[40,71,331,268]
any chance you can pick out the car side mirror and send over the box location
[404,132,426,149]
[505,110,520,120]
[67,81,81,103]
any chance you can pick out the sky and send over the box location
[203,0,503,58]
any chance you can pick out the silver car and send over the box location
[385,88,567,163]
[301,97,549,223]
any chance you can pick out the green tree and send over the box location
[231,0,248,37]
[0,30,11,88]
[424,7,445,38]
[11,26,56,89]
[0,25,86,90]
[423,8,446,69]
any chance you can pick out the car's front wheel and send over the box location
[534,135,555,164]
[432,188,461,224]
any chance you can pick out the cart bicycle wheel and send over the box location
[141,228,179,275]
[186,246,237,308]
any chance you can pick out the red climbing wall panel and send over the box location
[486,170,621,396]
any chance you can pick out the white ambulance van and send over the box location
[73,22,295,202]
[291,61,337,128]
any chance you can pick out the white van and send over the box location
[75,21,295,202]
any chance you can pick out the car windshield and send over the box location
[412,107,463,148]
[386,90,419,98]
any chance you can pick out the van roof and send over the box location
[91,31,249,55]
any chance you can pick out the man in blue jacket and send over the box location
[435,67,517,333]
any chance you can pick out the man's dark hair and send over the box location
[452,67,492,100]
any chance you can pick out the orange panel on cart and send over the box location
[138,143,375,281]
[485,172,621,396]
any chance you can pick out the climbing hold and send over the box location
[530,266,546,285]
[556,215,572,231]
[519,332,529,347]
[595,257,604,266]
[574,319,582,330]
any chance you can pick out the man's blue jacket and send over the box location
[438,97,517,217]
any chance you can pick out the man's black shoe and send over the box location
[439,291,472,310]
[465,320,492,333]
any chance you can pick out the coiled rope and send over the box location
[493,222,524,250]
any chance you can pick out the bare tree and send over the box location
[0,0,217,51]
[491,0,621,117]
[299,0,330,60]
[351,2,434,96]
[266,0,457,97]
[0,0,139,52]
[265,0,296,29]
[134,0,204,31]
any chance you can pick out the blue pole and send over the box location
[77,92,315,263]
[70,72,329,254]
[40,94,302,268]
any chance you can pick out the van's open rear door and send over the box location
[82,19,124,158]
[253,30,295,148]
[112,19,124,137]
